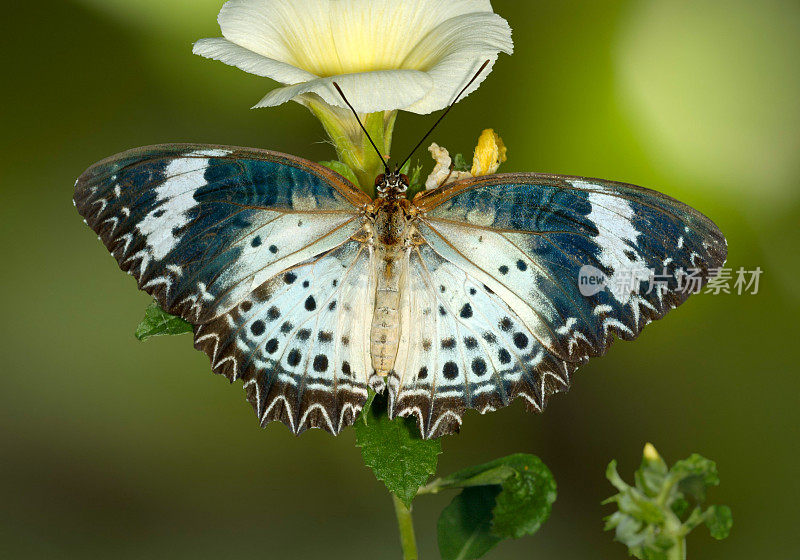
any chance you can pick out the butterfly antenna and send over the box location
[332,82,390,174]
[398,60,491,172]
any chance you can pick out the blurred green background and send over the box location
[2,1,798,558]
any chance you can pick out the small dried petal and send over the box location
[425,143,471,190]
[471,128,507,176]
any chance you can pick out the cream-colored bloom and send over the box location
[193,0,513,114]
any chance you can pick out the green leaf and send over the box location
[354,392,441,507]
[433,454,556,559]
[705,505,733,540]
[437,486,502,560]
[672,454,719,487]
[673,454,719,503]
[318,160,360,188]
[452,153,470,172]
[135,302,192,341]
[490,455,557,539]
[606,460,630,493]
[433,461,518,492]
[671,496,690,519]
[433,455,557,540]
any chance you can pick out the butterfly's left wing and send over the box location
[388,173,726,438]
[74,144,376,434]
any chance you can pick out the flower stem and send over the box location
[663,505,687,560]
[392,495,419,560]
[298,94,396,196]
[666,538,686,560]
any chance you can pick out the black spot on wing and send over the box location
[498,348,511,364]
[305,296,317,311]
[471,358,487,377]
[313,355,329,372]
[287,349,302,367]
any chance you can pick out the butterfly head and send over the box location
[375,169,409,198]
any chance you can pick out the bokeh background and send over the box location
[2,1,799,558]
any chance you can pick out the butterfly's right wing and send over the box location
[75,144,375,434]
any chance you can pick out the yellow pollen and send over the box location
[471,129,507,176]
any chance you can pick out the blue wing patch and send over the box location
[74,144,368,322]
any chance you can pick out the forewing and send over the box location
[398,173,726,436]
[74,144,373,434]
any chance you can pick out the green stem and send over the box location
[656,474,679,508]
[298,93,396,196]
[664,505,687,560]
[666,538,686,560]
[392,495,419,560]
[417,477,444,496]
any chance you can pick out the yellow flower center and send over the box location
[275,2,441,77]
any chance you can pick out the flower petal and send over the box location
[192,38,316,84]
[402,12,514,114]
[254,70,433,113]
[194,0,513,113]
[212,0,500,77]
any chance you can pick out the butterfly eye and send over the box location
[374,174,386,187]
[400,174,410,186]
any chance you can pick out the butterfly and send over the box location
[74,143,726,438]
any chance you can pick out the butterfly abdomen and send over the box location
[369,201,411,376]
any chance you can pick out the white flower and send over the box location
[193,0,513,114]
